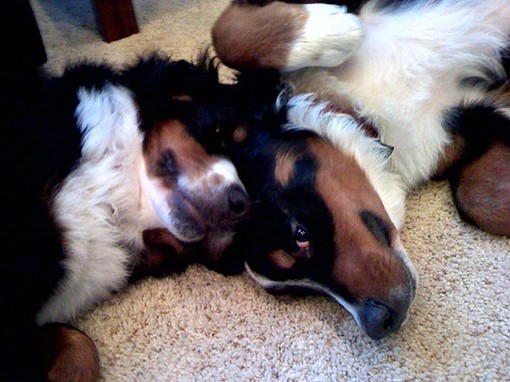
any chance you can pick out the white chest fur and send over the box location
[37,85,157,324]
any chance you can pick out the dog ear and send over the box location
[232,69,285,116]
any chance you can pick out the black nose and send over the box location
[228,185,249,216]
[359,299,399,340]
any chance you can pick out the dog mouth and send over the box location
[167,185,249,250]
[167,190,208,243]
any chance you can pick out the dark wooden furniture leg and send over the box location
[93,0,139,43]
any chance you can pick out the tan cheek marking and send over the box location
[144,124,170,178]
[212,3,309,70]
[144,120,210,180]
[274,149,298,187]
[307,137,406,300]
[269,249,296,270]
[308,136,390,225]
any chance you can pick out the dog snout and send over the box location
[209,184,249,225]
[359,298,408,340]
[228,184,249,217]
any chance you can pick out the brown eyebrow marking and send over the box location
[274,149,299,187]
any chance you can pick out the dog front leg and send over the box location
[130,228,190,281]
[212,1,365,71]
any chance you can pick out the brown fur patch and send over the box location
[39,324,99,382]
[171,94,193,102]
[144,120,211,183]
[130,228,191,278]
[269,249,296,269]
[433,132,466,179]
[212,2,309,70]
[274,149,299,187]
[143,228,184,253]
[456,143,510,235]
[307,137,407,300]
[232,126,248,144]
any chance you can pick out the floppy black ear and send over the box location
[231,69,286,119]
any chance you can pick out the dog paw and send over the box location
[285,4,365,71]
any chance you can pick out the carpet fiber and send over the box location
[31,0,509,380]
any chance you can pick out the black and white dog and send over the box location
[0,55,249,381]
[212,0,510,340]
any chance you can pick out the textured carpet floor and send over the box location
[31,0,510,381]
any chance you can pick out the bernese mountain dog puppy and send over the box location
[0,54,248,381]
[211,0,510,340]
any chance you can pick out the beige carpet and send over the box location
[31,0,510,380]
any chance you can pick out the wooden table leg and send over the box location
[93,0,139,43]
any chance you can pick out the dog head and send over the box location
[216,73,417,340]
[125,55,249,261]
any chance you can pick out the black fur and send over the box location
[446,106,510,166]
[122,54,238,154]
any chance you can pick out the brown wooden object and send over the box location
[93,0,139,42]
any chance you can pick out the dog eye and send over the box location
[294,226,310,248]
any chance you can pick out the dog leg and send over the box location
[39,324,99,382]
[451,142,510,236]
[445,101,510,236]
[130,228,190,281]
[213,1,364,71]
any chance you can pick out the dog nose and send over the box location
[359,299,400,340]
[228,184,249,216]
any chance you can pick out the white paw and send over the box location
[285,4,365,71]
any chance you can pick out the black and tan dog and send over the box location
[0,55,249,381]
[211,0,510,340]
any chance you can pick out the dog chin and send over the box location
[165,191,209,242]
[164,215,207,243]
